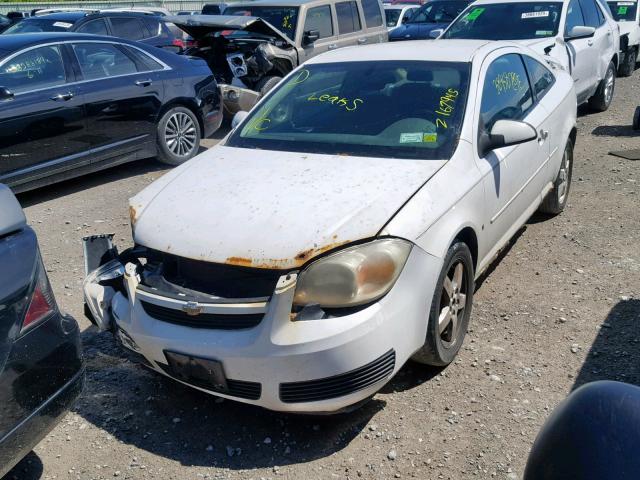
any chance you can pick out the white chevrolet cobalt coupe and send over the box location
[84,40,577,413]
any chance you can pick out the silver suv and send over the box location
[167,0,387,114]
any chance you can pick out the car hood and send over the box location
[389,22,448,39]
[130,146,448,269]
[165,14,295,46]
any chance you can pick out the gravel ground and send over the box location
[5,70,639,480]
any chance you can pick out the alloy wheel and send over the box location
[165,112,197,157]
[438,261,467,348]
[557,145,571,204]
[604,67,615,106]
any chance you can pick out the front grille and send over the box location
[140,300,263,330]
[157,362,261,400]
[279,350,396,403]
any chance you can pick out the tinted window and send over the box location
[409,1,468,23]
[76,18,109,35]
[362,0,384,27]
[579,0,604,26]
[0,45,66,93]
[123,46,164,71]
[523,55,555,100]
[110,17,147,40]
[3,18,74,33]
[224,6,299,39]
[444,2,563,39]
[144,18,163,37]
[73,43,138,80]
[336,1,362,33]
[565,0,586,32]
[304,5,334,38]
[384,8,403,26]
[480,54,533,132]
[608,0,638,20]
[227,60,471,160]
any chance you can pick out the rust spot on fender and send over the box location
[224,240,351,269]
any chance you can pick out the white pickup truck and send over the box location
[607,0,640,75]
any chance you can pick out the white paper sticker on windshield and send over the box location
[400,132,423,143]
[618,2,634,5]
[53,21,73,28]
[521,11,550,18]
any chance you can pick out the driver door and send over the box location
[299,5,338,63]
[474,53,550,253]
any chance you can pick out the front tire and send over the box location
[412,242,474,367]
[157,106,201,166]
[588,61,616,112]
[618,48,636,77]
[539,140,573,215]
[256,75,282,96]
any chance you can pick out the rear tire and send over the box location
[256,75,282,96]
[618,48,636,77]
[633,106,640,130]
[412,242,474,367]
[156,106,201,166]
[588,61,616,112]
[539,140,573,215]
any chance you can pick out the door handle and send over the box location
[50,92,73,101]
[357,38,367,44]
[587,39,594,46]
[328,44,338,50]
[135,79,153,87]
[539,129,549,143]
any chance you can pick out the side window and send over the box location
[361,0,384,27]
[565,0,586,33]
[579,0,604,26]
[143,18,163,37]
[480,54,534,132]
[73,43,138,80]
[123,46,164,71]
[0,45,66,94]
[336,1,362,34]
[523,55,555,100]
[304,5,334,38]
[76,19,109,35]
[109,17,147,40]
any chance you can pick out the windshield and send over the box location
[227,61,471,160]
[224,6,299,39]
[607,1,637,19]
[3,18,75,33]
[385,8,403,26]
[409,2,468,23]
[444,2,563,39]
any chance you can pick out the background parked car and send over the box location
[383,4,420,31]
[0,184,84,478]
[388,0,470,40]
[202,3,229,14]
[0,15,11,33]
[2,11,182,52]
[441,0,621,111]
[170,0,388,115]
[0,33,222,193]
[607,0,639,75]
[5,11,30,24]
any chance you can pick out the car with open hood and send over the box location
[388,0,471,40]
[83,40,577,413]
[439,0,620,111]
[167,0,387,115]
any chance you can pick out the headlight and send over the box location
[293,238,412,308]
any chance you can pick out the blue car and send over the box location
[0,184,84,477]
[388,0,471,40]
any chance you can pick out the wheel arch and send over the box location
[453,227,479,273]
[612,53,619,69]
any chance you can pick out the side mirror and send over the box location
[303,29,320,46]
[231,110,249,129]
[429,28,444,39]
[0,87,14,101]
[564,25,596,40]
[481,119,537,155]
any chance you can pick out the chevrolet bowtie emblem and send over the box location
[182,301,203,316]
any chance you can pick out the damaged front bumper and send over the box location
[219,84,261,116]
[82,235,440,413]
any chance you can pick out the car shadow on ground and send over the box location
[591,125,639,138]
[572,299,640,390]
[2,451,44,480]
[74,328,390,469]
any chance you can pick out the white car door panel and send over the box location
[565,0,598,100]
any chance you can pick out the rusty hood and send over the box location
[130,146,447,269]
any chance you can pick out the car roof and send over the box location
[227,0,329,7]
[472,0,565,4]
[26,11,88,21]
[384,4,417,8]
[0,32,137,55]
[306,39,502,64]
